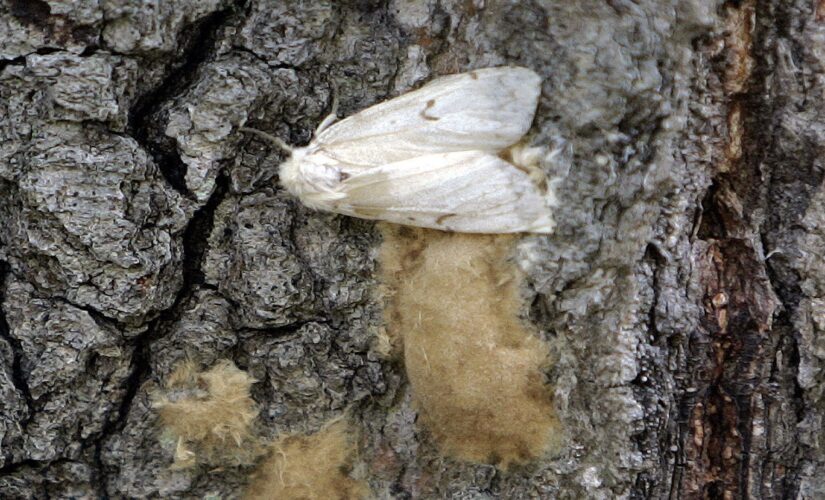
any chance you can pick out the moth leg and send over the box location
[314,80,340,135]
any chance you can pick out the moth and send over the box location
[243,67,557,233]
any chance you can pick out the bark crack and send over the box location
[127,1,247,197]
[91,173,229,495]
[0,261,35,428]
[683,1,815,496]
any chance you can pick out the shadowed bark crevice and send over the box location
[683,1,815,496]
[90,174,229,494]
[7,0,51,26]
[127,1,247,196]
[0,262,34,427]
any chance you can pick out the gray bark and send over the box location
[0,0,823,498]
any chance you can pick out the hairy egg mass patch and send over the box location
[152,360,262,469]
[245,419,368,500]
[380,226,560,468]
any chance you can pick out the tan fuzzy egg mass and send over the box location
[380,225,560,468]
[152,360,262,469]
[245,419,368,500]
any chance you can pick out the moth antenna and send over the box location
[239,127,293,154]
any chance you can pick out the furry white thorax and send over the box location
[278,147,346,210]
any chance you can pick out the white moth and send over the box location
[245,66,557,233]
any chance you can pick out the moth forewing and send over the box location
[309,66,543,166]
[270,66,558,234]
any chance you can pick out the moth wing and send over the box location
[314,67,542,167]
[331,151,555,234]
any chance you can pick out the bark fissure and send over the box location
[126,1,246,196]
[0,459,43,477]
[680,0,817,496]
[91,174,229,494]
[0,262,34,427]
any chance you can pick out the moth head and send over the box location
[278,149,307,198]
[278,148,346,210]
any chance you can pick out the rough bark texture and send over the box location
[1,0,824,498]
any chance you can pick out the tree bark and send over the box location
[1,0,823,498]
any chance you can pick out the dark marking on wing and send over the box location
[420,99,440,121]
[436,213,457,224]
[339,171,351,181]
